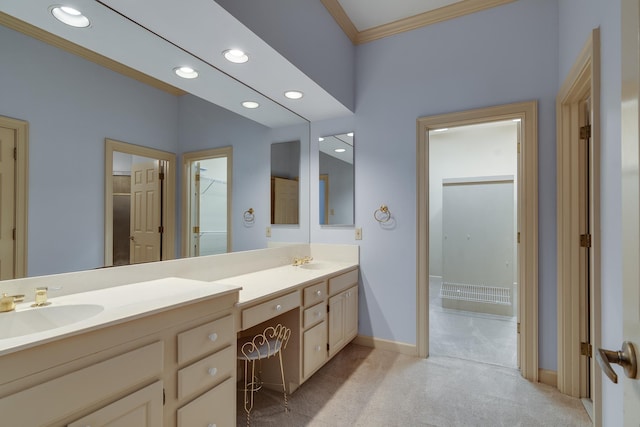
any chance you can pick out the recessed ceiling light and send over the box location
[174,66,199,79]
[242,101,259,109]
[50,5,90,28]
[223,49,249,64]
[433,128,449,132]
[284,90,304,100]
[318,137,324,142]
[347,132,354,137]
[335,148,346,153]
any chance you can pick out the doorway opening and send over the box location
[556,28,600,422]
[416,101,539,382]
[104,139,176,267]
[182,147,233,257]
[428,120,519,368]
[0,115,28,279]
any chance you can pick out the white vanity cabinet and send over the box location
[0,291,238,427]
[302,281,327,379]
[328,269,359,358]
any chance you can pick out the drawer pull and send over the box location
[208,367,218,377]
[315,345,321,352]
[208,333,218,342]
[316,290,322,297]
[275,304,282,312]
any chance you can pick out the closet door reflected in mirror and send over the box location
[182,147,233,256]
[319,132,354,225]
[271,141,300,225]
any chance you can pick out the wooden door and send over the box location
[621,0,640,422]
[272,177,299,224]
[130,160,161,264]
[0,125,15,280]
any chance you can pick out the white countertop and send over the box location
[0,277,240,356]
[211,262,358,306]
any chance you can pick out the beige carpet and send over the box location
[237,343,591,426]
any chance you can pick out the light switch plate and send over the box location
[266,226,271,237]
[355,227,362,240]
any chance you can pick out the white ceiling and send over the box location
[338,0,463,31]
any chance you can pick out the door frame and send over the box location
[556,28,601,422]
[104,138,176,266]
[416,100,539,382]
[181,147,233,257]
[0,115,28,278]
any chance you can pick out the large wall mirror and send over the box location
[271,141,301,225]
[0,3,310,279]
[319,132,354,226]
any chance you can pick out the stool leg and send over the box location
[243,359,255,426]
[278,351,289,413]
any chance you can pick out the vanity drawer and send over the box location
[303,282,327,307]
[177,376,235,427]
[177,314,234,365]
[242,291,300,330]
[329,268,359,295]
[303,321,327,379]
[303,302,326,329]
[177,345,234,401]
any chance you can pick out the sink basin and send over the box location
[299,263,332,271]
[0,304,104,339]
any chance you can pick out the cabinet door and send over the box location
[68,381,163,427]
[303,321,327,378]
[328,293,345,357]
[344,286,358,342]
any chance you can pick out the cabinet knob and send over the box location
[315,311,322,317]
[275,304,282,312]
[316,290,322,297]
[208,367,218,377]
[208,333,218,342]
[315,345,321,352]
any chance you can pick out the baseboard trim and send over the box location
[538,368,558,387]
[353,335,417,356]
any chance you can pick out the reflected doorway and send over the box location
[182,147,232,257]
[428,120,519,368]
[104,139,176,267]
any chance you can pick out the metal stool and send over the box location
[237,324,291,426]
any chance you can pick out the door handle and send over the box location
[595,341,637,383]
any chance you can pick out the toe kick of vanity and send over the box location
[219,265,359,394]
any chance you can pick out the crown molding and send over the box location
[0,12,186,96]
[322,0,516,45]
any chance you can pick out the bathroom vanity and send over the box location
[0,244,359,426]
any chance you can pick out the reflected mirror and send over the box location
[271,141,301,225]
[0,3,310,280]
[319,132,354,225]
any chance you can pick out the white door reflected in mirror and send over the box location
[319,132,354,226]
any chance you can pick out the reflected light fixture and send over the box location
[242,101,259,109]
[319,137,324,142]
[50,5,90,27]
[433,128,449,132]
[347,132,354,137]
[223,49,249,64]
[334,148,346,153]
[174,66,199,79]
[284,90,304,100]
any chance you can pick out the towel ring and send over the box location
[374,205,391,223]
[243,208,255,224]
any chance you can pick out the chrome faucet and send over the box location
[0,293,25,313]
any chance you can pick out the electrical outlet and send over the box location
[355,227,362,240]
[266,226,271,237]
